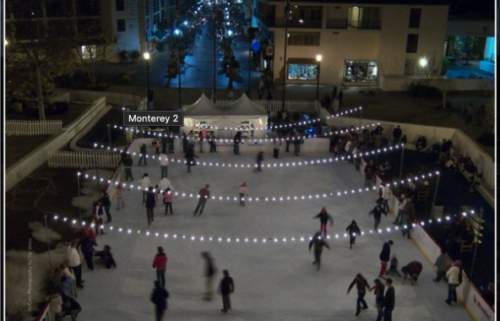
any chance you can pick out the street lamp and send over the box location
[282,0,292,112]
[173,28,183,110]
[143,52,152,108]
[315,54,322,101]
[419,57,428,68]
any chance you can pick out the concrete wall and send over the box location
[380,76,495,92]
[6,98,108,191]
[66,89,146,107]
[270,4,449,85]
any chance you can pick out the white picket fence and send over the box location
[217,99,319,113]
[48,151,121,169]
[6,120,63,136]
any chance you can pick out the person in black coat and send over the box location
[379,240,394,277]
[256,151,264,172]
[201,252,217,301]
[345,220,361,249]
[184,145,198,173]
[219,270,235,313]
[392,125,402,145]
[151,281,169,321]
[383,278,395,321]
[161,135,168,154]
[347,273,371,316]
[146,187,156,226]
[182,133,188,154]
[233,131,242,155]
[370,203,387,230]
[309,232,330,270]
[80,235,95,270]
[139,143,148,165]
[100,191,112,223]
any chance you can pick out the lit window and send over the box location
[344,61,378,83]
[288,63,318,80]
[81,45,97,59]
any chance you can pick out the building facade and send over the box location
[254,0,450,87]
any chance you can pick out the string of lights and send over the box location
[52,210,474,245]
[92,144,405,170]
[77,170,439,203]
[115,106,363,133]
[102,122,380,145]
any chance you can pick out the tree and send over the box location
[454,36,481,65]
[6,0,77,120]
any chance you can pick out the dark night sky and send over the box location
[448,0,495,19]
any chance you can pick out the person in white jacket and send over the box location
[445,260,463,305]
[159,154,169,179]
[67,240,84,288]
[140,173,152,203]
[158,177,174,192]
[379,183,392,213]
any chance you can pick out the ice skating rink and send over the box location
[75,140,473,321]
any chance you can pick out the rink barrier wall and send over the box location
[6,97,107,191]
[411,226,495,321]
[324,115,494,205]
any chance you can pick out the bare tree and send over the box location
[6,0,77,120]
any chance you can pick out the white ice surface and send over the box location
[73,140,473,321]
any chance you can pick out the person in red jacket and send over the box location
[153,247,168,288]
[313,207,333,236]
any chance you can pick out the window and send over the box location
[116,0,125,11]
[406,34,419,53]
[344,61,378,83]
[287,32,320,46]
[348,7,381,30]
[117,19,126,32]
[81,45,97,59]
[288,63,318,80]
[409,8,421,28]
[153,0,160,13]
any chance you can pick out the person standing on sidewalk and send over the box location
[139,143,148,165]
[194,184,210,215]
[378,240,393,277]
[146,187,156,226]
[151,281,169,321]
[67,240,84,289]
[371,278,385,321]
[201,252,217,301]
[347,273,371,316]
[159,153,169,179]
[219,270,235,313]
[152,247,168,288]
[433,249,452,282]
[383,278,395,321]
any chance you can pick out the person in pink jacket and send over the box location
[153,247,168,288]
[163,188,174,215]
[238,182,248,206]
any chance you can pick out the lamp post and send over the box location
[213,0,217,103]
[143,52,151,109]
[315,54,322,101]
[174,28,183,110]
[281,0,291,112]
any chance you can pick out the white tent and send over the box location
[183,93,267,139]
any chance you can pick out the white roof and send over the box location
[183,93,220,116]
[222,93,267,116]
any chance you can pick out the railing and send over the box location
[217,99,318,113]
[48,151,121,169]
[347,19,381,30]
[268,18,323,29]
[326,18,347,29]
[6,120,63,136]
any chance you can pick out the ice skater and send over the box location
[163,188,174,215]
[347,273,371,316]
[201,252,217,301]
[152,247,168,288]
[151,281,169,321]
[313,207,333,236]
[383,278,395,321]
[273,136,281,159]
[185,145,198,173]
[219,270,235,313]
[308,232,330,271]
[345,220,361,249]
[233,131,242,155]
[378,240,394,277]
[146,187,156,226]
[378,183,392,213]
[433,249,452,282]
[369,202,387,230]
[138,143,148,165]
[402,261,423,285]
[385,255,401,278]
[256,151,264,171]
[139,173,152,203]
[238,181,248,206]
[445,260,463,306]
[371,278,385,321]
[193,184,210,215]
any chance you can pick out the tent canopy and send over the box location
[221,93,267,116]
[183,93,220,116]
